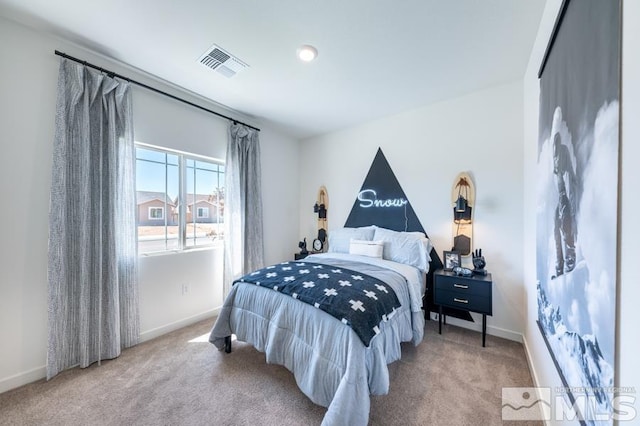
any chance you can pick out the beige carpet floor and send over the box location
[0,318,541,425]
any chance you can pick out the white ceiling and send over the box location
[0,0,546,140]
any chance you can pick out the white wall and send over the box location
[0,16,299,392]
[522,1,640,423]
[133,70,228,344]
[299,80,525,342]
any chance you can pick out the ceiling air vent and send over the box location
[198,44,249,78]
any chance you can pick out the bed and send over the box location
[209,224,437,426]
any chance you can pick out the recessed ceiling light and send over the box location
[297,45,318,62]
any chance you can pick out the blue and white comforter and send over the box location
[236,261,402,346]
[209,253,426,426]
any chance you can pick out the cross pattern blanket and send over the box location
[235,261,401,346]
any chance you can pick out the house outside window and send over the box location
[136,143,224,255]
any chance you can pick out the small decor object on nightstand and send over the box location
[312,237,323,252]
[295,238,309,260]
[443,250,461,271]
[453,266,473,277]
[472,248,487,275]
[298,238,308,255]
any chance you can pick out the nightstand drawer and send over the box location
[434,275,491,298]
[435,289,492,315]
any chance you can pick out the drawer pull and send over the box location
[454,298,469,304]
[454,284,469,289]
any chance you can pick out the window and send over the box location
[148,207,164,220]
[136,144,224,254]
[197,207,209,219]
[185,158,224,248]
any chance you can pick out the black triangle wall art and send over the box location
[345,148,425,234]
[344,147,471,321]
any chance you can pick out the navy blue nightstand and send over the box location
[434,269,493,347]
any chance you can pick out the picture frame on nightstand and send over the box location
[443,250,461,271]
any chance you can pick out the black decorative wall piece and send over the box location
[344,148,471,321]
[345,148,422,233]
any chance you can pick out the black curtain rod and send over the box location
[54,50,260,132]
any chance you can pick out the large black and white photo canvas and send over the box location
[536,0,620,424]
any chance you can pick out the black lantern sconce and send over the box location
[313,203,325,219]
[314,202,327,219]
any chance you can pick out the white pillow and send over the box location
[349,239,384,258]
[327,226,376,253]
[373,227,431,271]
[402,230,433,260]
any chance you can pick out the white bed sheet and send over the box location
[209,253,426,426]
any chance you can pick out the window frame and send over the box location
[196,206,209,219]
[148,206,165,220]
[136,142,224,256]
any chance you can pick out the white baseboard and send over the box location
[522,332,541,387]
[139,308,219,343]
[430,313,523,343]
[0,308,220,395]
[522,332,549,425]
[0,365,46,395]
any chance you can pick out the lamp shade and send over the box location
[453,202,472,223]
[455,195,467,213]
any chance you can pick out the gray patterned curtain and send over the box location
[224,123,264,296]
[47,59,139,380]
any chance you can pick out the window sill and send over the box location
[139,244,222,258]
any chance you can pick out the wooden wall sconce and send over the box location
[452,173,474,256]
[312,186,328,252]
